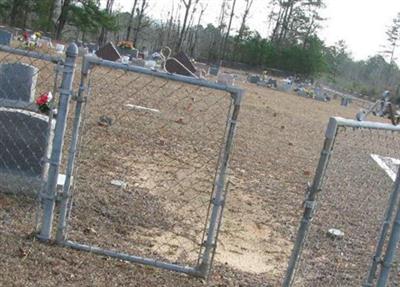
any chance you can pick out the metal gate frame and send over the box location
[283,117,400,287]
[46,54,244,278]
[0,43,68,238]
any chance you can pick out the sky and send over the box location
[111,0,400,61]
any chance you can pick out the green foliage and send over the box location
[0,0,11,20]
[321,41,400,98]
[225,32,326,76]
[68,0,118,39]
[32,0,53,30]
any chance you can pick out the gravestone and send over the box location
[209,64,220,76]
[314,87,327,101]
[55,43,65,53]
[0,30,12,46]
[0,107,53,194]
[96,42,121,61]
[281,79,292,92]
[248,75,260,84]
[0,63,38,103]
[341,97,350,107]
[165,52,196,77]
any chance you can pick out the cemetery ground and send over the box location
[0,61,371,286]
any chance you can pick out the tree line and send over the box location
[0,0,399,98]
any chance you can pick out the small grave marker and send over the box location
[0,30,12,46]
[248,75,260,84]
[0,63,38,103]
[341,97,350,107]
[209,64,220,76]
[55,44,65,53]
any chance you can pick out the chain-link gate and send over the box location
[0,45,69,245]
[54,55,243,278]
[283,117,400,286]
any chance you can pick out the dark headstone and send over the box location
[165,52,196,77]
[209,65,220,76]
[248,75,260,84]
[0,63,38,103]
[0,30,12,46]
[0,108,53,194]
[314,87,326,101]
[341,97,350,107]
[174,52,196,73]
[96,42,121,61]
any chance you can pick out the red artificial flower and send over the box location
[36,92,50,106]
[23,31,29,41]
[36,95,48,106]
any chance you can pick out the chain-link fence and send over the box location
[283,117,400,286]
[0,44,66,245]
[55,56,242,278]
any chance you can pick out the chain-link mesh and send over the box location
[292,127,400,286]
[0,48,62,241]
[63,63,234,270]
[387,245,400,285]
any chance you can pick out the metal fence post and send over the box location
[197,91,242,278]
[364,167,400,286]
[282,117,338,287]
[37,43,78,241]
[376,171,400,287]
[56,71,88,243]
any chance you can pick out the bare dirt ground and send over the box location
[1,54,391,287]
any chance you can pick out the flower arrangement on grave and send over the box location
[24,41,36,51]
[117,41,135,50]
[35,92,53,114]
[34,31,42,39]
